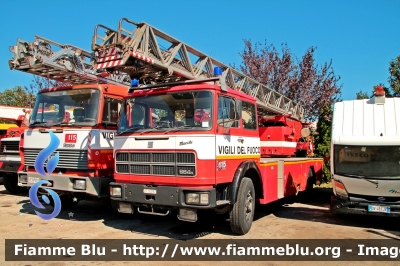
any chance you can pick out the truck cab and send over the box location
[330,86,400,216]
[17,84,126,207]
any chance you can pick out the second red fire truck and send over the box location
[91,18,323,234]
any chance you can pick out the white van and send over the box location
[330,86,400,216]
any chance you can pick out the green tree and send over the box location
[389,55,400,96]
[0,77,64,124]
[356,90,370,99]
[313,104,332,182]
[0,86,35,124]
[0,86,36,108]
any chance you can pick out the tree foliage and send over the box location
[0,77,64,123]
[389,55,400,96]
[0,86,36,108]
[313,104,332,182]
[356,90,370,99]
[239,40,342,120]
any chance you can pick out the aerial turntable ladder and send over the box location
[8,35,131,87]
[91,18,304,121]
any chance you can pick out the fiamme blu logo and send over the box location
[29,131,62,220]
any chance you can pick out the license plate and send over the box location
[28,177,40,184]
[143,188,157,195]
[368,205,390,213]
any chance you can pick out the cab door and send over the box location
[215,95,243,184]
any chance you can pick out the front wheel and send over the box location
[229,177,255,235]
[3,173,25,195]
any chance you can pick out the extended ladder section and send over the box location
[91,18,304,120]
[8,35,131,87]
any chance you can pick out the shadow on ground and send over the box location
[6,185,399,240]
[273,188,400,240]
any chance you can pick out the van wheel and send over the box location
[3,173,25,194]
[229,177,255,235]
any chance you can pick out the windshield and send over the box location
[30,89,100,127]
[334,145,400,179]
[118,90,213,134]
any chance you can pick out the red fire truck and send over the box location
[0,105,31,194]
[8,36,133,207]
[92,18,323,234]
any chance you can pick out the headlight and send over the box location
[200,194,209,205]
[333,180,348,199]
[19,174,28,183]
[110,186,122,197]
[73,179,86,190]
[186,192,209,205]
[186,193,199,204]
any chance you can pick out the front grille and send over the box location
[131,153,150,162]
[116,152,196,177]
[0,140,19,155]
[24,148,88,170]
[349,193,400,203]
[116,152,129,162]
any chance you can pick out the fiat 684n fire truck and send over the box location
[92,18,323,234]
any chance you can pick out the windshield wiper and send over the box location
[164,125,193,134]
[343,174,379,188]
[139,126,167,134]
[118,126,144,135]
[52,122,76,126]
[29,122,50,128]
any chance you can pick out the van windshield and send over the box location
[334,145,400,179]
[30,89,100,127]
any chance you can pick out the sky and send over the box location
[0,0,398,101]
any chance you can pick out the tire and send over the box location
[329,195,344,218]
[229,177,255,235]
[3,173,25,195]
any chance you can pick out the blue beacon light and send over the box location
[214,67,222,76]
[131,79,139,87]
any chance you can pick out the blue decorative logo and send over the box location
[29,131,62,220]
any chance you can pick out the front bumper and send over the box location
[110,182,217,209]
[0,155,21,174]
[18,171,113,198]
[330,195,400,217]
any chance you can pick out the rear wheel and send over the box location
[229,177,255,235]
[3,173,25,194]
